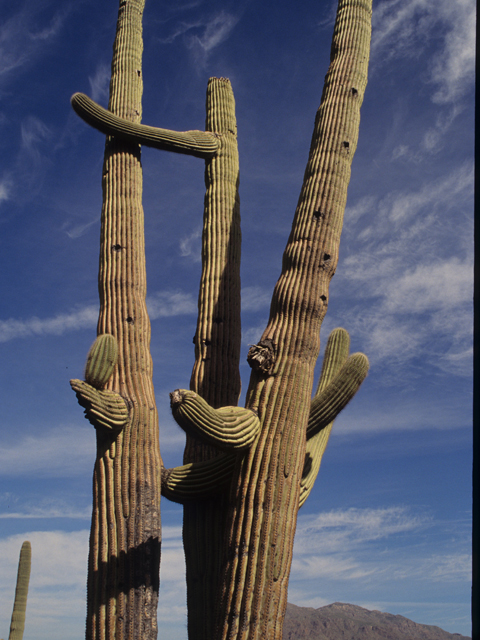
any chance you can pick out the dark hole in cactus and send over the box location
[343,141,350,149]
[313,210,325,219]
[202,357,210,362]
[351,87,358,96]
[324,253,331,261]
[112,244,122,252]
[247,339,276,375]
[203,339,212,346]
[126,316,134,324]
[213,317,223,324]
[320,295,327,302]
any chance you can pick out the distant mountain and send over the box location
[283,602,470,640]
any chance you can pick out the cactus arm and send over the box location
[84,334,118,389]
[71,92,219,159]
[8,541,31,640]
[70,379,129,431]
[170,389,260,452]
[299,328,367,508]
[307,352,369,439]
[161,454,236,503]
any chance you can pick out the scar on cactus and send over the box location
[3,541,31,640]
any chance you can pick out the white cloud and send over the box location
[0,426,95,477]
[241,286,271,312]
[179,227,202,261]
[0,305,98,342]
[161,11,240,68]
[332,164,473,375]
[88,63,110,104]
[147,291,197,318]
[0,4,67,85]
[372,0,475,105]
[0,290,200,343]
[289,506,470,596]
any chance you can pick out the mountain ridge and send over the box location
[282,602,470,640]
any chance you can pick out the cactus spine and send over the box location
[6,541,31,640]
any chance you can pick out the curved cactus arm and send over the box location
[70,379,129,431]
[170,389,260,451]
[8,541,31,640]
[306,352,369,439]
[299,328,350,507]
[71,92,219,159]
[161,453,236,504]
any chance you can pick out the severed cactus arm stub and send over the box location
[299,328,368,508]
[70,334,129,432]
[170,389,260,452]
[71,92,219,159]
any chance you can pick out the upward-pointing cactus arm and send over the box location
[71,92,219,159]
[70,335,129,432]
[299,328,369,507]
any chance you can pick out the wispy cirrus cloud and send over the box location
[0,3,69,86]
[160,11,240,68]
[328,163,473,376]
[372,0,474,105]
[0,291,199,343]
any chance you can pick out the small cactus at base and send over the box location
[6,541,31,640]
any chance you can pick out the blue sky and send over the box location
[0,0,474,638]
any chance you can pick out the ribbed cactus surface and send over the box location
[71,2,162,640]
[213,2,372,639]
[7,541,31,640]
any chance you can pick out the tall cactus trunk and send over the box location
[214,2,372,639]
[183,77,241,640]
[86,1,162,639]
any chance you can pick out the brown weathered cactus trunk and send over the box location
[214,2,372,639]
[87,1,162,639]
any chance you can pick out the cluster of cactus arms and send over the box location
[2,541,31,640]
[70,0,372,639]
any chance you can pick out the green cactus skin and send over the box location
[84,334,118,389]
[170,389,260,451]
[7,541,31,640]
[213,2,372,639]
[71,92,219,159]
[70,2,163,639]
[161,454,236,503]
[299,328,368,508]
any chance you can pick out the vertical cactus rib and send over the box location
[215,2,372,639]
[7,541,31,640]
[182,77,242,640]
[77,2,163,640]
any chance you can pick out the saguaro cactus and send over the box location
[4,541,31,640]
[71,0,372,639]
